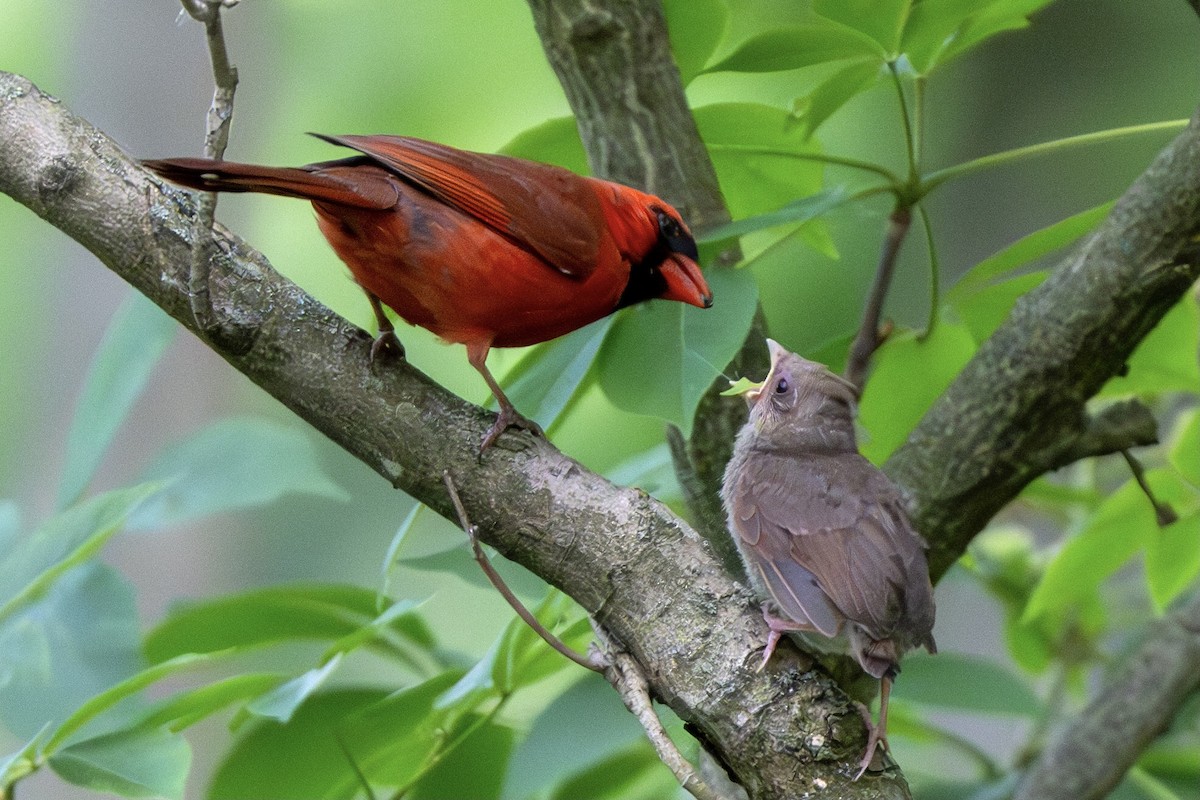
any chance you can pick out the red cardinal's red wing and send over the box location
[315,134,605,280]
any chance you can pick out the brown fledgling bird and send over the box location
[721,339,936,779]
[143,134,712,451]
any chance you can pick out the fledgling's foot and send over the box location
[370,330,405,365]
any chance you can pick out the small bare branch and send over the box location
[845,206,913,391]
[179,0,240,334]
[1121,449,1179,526]
[442,470,601,673]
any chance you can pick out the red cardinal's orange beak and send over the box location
[659,254,713,309]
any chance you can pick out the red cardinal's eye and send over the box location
[775,378,789,394]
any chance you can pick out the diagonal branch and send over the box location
[0,71,901,800]
[886,106,1200,580]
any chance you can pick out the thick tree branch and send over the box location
[0,72,904,800]
[525,0,766,572]
[885,107,1200,580]
[1013,586,1200,800]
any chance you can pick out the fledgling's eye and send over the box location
[775,377,789,394]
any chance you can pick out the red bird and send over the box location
[144,134,713,449]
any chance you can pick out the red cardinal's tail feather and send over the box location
[141,158,397,210]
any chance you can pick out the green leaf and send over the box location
[548,742,677,800]
[247,655,344,723]
[208,688,389,800]
[135,673,286,732]
[814,0,910,54]
[1024,474,1168,624]
[946,202,1112,303]
[902,0,1054,73]
[597,265,757,434]
[720,376,761,396]
[0,724,50,788]
[499,116,589,174]
[1169,409,1200,486]
[0,484,159,623]
[663,0,728,84]
[58,292,177,508]
[1099,295,1200,398]
[499,317,615,432]
[1145,512,1200,612]
[698,186,851,243]
[858,323,976,463]
[706,22,884,73]
[144,583,434,664]
[128,417,349,530]
[793,59,882,138]
[49,727,190,800]
[895,652,1041,716]
[409,720,514,800]
[504,674,645,800]
[951,272,1047,345]
[0,563,144,741]
[43,652,223,756]
[697,102,828,223]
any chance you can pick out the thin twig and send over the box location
[1120,449,1178,526]
[441,470,601,673]
[592,627,727,800]
[180,0,239,333]
[845,205,913,391]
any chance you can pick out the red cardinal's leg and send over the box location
[466,341,543,453]
[365,291,404,363]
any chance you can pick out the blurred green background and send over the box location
[2,0,1198,797]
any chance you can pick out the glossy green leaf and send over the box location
[208,688,388,800]
[0,563,143,741]
[935,0,1054,70]
[895,652,1041,716]
[548,742,677,800]
[499,115,589,174]
[814,0,910,54]
[698,186,851,243]
[0,484,158,624]
[902,0,1054,73]
[499,317,615,432]
[794,59,882,138]
[1099,295,1200,397]
[946,202,1112,303]
[49,727,189,800]
[598,265,757,434]
[1145,512,1200,612]
[706,22,883,73]
[663,0,728,84]
[951,272,1047,345]
[144,583,434,664]
[247,655,344,723]
[720,376,761,396]
[1023,473,1170,624]
[504,674,645,800]
[135,674,286,732]
[128,417,349,530]
[409,719,514,800]
[858,323,976,463]
[58,292,177,508]
[1169,409,1200,486]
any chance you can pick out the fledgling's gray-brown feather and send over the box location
[721,341,936,680]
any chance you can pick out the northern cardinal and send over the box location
[144,134,713,450]
[721,340,936,779]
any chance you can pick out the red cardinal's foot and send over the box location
[370,330,405,365]
[480,404,544,453]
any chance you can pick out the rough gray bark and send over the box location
[0,71,908,800]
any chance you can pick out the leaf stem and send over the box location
[707,143,902,184]
[916,203,940,339]
[923,120,1187,192]
[888,61,919,186]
